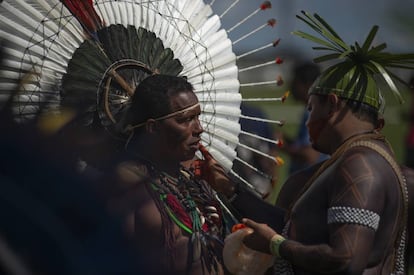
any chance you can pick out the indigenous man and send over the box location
[273,112,414,273]
[108,74,232,274]
[237,12,413,275]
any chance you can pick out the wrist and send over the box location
[269,234,286,257]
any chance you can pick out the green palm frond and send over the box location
[292,10,414,109]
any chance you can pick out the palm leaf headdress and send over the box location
[292,11,414,111]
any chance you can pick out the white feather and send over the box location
[208,64,239,81]
[0,31,68,70]
[200,115,241,133]
[202,104,241,118]
[132,2,143,32]
[113,1,127,27]
[110,1,122,26]
[182,50,236,78]
[187,4,214,33]
[0,83,21,92]
[193,79,240,93]
[196,15,221,40]
[182,38,233,76]
[200,136,236,171]
[204,128,239,147]
[100,2,116,25]
[150,1,163,35]
[197,92,241,103]
[95,2,110,26]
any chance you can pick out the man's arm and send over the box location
[244,147,398,274]
[230,185,286,232]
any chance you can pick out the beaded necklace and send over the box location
[128,155,224,273]
[146,164,224,273]
[154,170,204,234]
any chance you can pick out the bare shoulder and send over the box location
[115,160,150,186]
[326,144,399,209]
[109,161,162,232]
[336,144,397,181]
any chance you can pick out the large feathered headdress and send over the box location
[0,0,287,197]
[293,11,414,112]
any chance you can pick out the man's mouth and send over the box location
[189,140,201,149]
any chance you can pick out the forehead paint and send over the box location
[127,103,200,131]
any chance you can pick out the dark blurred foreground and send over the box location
[0,42,145,275]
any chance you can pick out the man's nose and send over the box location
[193,118,203,135]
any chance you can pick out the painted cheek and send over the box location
[306,118,327,144]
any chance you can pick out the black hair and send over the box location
[291,62,321,102]
[125,74,194,128]
[345,99,378,126]
[293,62,321,85]
[315,94,378,125]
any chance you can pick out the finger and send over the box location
[198,144,213,160]
[242,218,259,229]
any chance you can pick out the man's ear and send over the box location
[327,93,341,115]
[145,119,158,134]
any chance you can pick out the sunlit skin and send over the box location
[156,91,203,163]
[140,91,203,177]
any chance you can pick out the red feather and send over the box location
[61,0,104,34]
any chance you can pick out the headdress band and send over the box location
[126,102,200,132]
[292,11,414,112]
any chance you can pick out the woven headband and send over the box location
[125,102,200,132]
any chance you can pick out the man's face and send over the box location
[156,91,203,162]
[306,94,331,152]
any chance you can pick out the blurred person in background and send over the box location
[278,62,328,175]
[232,102,278,198]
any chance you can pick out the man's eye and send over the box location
[178,114,199,123]
[177,116,192,123]
[188,115,199,121]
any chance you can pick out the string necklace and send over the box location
[157,171,203,234]
[130,156,223,273]
[129,153,204,233]
[148,165,211,270]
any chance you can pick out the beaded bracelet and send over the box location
[269,234,286,257]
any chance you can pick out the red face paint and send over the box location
[306,95,331,146]
[306,116,330,146]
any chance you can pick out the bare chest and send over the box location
[287,165,334,244]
